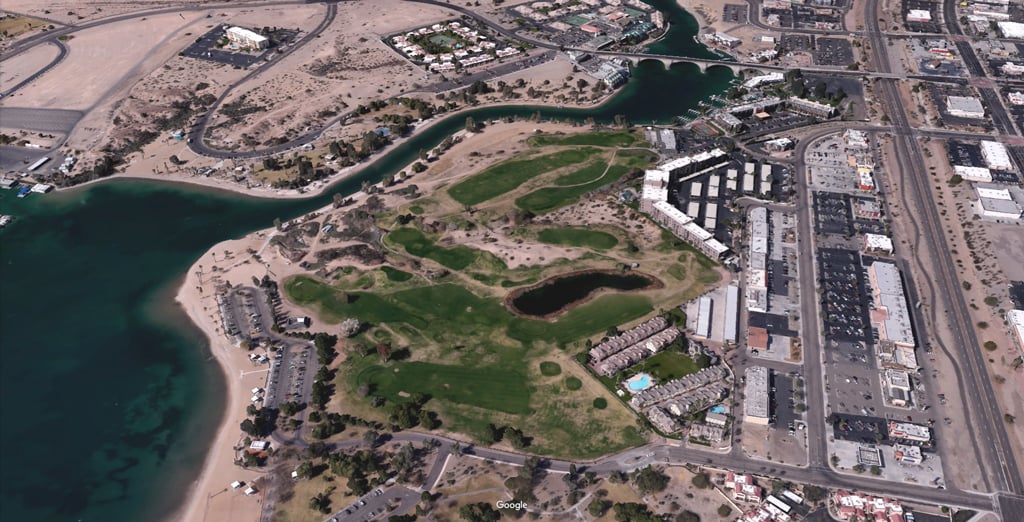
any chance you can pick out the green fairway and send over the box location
[551,161,608,186]
[508,293,653,346]
[356,362,532,414]
[381,266,413,282]
[387,227,489,271]
[538,227,619,250]
[515,165,631,214]
[527,131,642,148]
[447,148,601,206]
[633,351,702,382]
[540,361,562,376]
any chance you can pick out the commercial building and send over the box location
[844,129,870,149]
[1009,91,1024,105]
[1001,62,1024,76]
[980,141,1015,171]
[764,137,794,152]
[858,166,875,191]
[863,233,894,255]
[724,284,740,344]
[953,165,993,182]
[743,366,770,424]
[696,296,713,339]
[906,9,932,22]
[945,96,985,118]
[884,368,912,407]
[786,97,837,118]
[226,26,269,49]
[974,186,1023,220]
[1008,310,1024,354]
[888,421,932,444]
[867,262,917,350]
[894,443,923,464]
[998,21,1024,39]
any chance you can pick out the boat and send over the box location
[16,187,31,198]
[0,215,12,228]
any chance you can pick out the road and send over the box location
[865,0,1024,498]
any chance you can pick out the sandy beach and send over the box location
[173,237,288,522]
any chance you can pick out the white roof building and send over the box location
[743,366,770,424]
[974,186,1022,219]
[998,21,1024,38]
[945,96,985,118]
[743,72,785,89]
[864,233,894,255]
[981,141,1015,171]
[1008,310,1024,353]
[1009,91,1024,105]
[907,9,931,22]
[954,165,993,182]
[888,421,931,443]
[868,262,916,349]
[226,26,269,49]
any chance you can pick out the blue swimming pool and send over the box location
[710,405,727,414]
[626,373,653,392]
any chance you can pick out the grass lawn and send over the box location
[538,227,618,250]
[355,362,532,414]
[380,266,413,282]
[387,227,496,271]
[633,351,701,382]
[527,131,642,148]
[447,148,601,206]
[515,165,630,214]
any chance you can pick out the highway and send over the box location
[865,0,1024,499]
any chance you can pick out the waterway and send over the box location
[510,271,657,317]
[0,14,734,522]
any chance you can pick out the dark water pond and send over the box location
[509,270,657,317]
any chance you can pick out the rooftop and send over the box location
[743,366,769,420]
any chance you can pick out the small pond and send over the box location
[507,269,660,318]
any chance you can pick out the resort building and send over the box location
[743,72,785,90]
[832,490,907,522]
[629,366,727,408]
[647,406,679,433]
[226,26,269,49]
[786,97,837,118]
[725,472,763,502]
[595,327,681,377]
[589,316,669,361]
[743,366,770,424]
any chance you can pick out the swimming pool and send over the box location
[710,405,727,414]
[625,373,654,392]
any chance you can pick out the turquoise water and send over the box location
[0,22,733,522]
[710,405,727,414]
[627,373,654,391]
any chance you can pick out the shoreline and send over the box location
[171,244,271,522]
[56,77,627,200]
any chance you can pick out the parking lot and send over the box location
[816,248,872,343]
[814,38,854,66]
[266,342,315,408]
[813,192,854,235]
[722,3,748,23]
[181,26,298,67]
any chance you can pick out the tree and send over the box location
[465,116,478,132]
[333,193,345,208]
[690,472,711,489]
[804,485,826,502]
[631,466,670,495]
[309,492,331,513]
[459,502,500,522]
[377,342,392,362]
[588,499,610,517]
[329,140,343,157]
[273,217,283,231]
[613,503,660,522]
[505,427,530,449]
[484,423,504,443]
[383,173,395,187]
[675,510,701,522]
[296,460,314,479]
[363,430,380,447]
[717,504,732,518]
